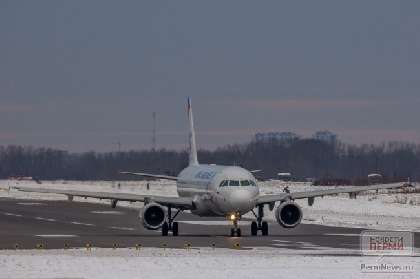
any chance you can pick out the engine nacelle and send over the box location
[139,203,166,230]
[275,201,302,228]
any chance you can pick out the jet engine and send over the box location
[139,203,166,230]
[275,201,302,228]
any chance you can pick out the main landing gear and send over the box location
[251,204,268,236]
[162,204,183,236]
[230,213,241,237]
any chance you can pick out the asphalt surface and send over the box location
[1,198,419,251]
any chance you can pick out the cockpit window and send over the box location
[229,180,240,186]
[240,180,250,186]
[219,180,228,187]
[220,180,255,187]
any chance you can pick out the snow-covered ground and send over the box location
[0,248,418,279]
[1,179,419,278]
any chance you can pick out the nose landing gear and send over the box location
[230,213,242,237]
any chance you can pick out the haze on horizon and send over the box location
[1,1,420,153]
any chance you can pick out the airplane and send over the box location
[16,97,408,237]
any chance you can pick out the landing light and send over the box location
[230,214,236,220]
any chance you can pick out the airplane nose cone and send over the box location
[230,190,253,213]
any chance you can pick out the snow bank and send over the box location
[0,248,418,279]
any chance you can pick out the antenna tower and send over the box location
[152,111,156,151]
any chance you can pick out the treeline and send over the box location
[0,139,419,182]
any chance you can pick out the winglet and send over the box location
[188,97,199,166]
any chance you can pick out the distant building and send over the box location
[368,173,383,185]
[8,175,33,181]
[253,132,302,143]
[311,130,338,147]
[278,172,292,181]
[253,130,339,149]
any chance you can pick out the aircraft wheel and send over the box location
[162,222,169,236]
[237,228,241,237]
[261,221,268,236]
[251,222,258,236]
[230,228,235,237]
[172,222,179,236]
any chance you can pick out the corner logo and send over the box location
[360,230,414,256]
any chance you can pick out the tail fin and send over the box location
[188,97,199,166]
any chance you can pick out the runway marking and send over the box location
[109,226,135,231]
[272,239,351,251]
[272,243,349,252]
[299,243,318,247]
[273,240,321,247]
[17,202,47,206]
[4,211,137,231]
[91,211,126,215]
[324,233,360,236]
[3,213,23,217]
[35,235,78,238]
[70,221,96,226]
[35,217,57,222]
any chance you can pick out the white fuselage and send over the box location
[177,164,259,217]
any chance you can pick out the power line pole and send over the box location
[112,141,134,153]
[113,141,122,153]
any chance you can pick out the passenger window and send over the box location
[241,180,250,186]
[250,180,257,186]
[219,180,228,187]
[229,180,240,186]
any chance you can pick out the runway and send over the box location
[1,197,419,251]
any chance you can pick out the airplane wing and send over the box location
[119,172,178,181]
[15,187,193,209]
[257,182,406,205]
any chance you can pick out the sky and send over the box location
[1,0,420,152]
